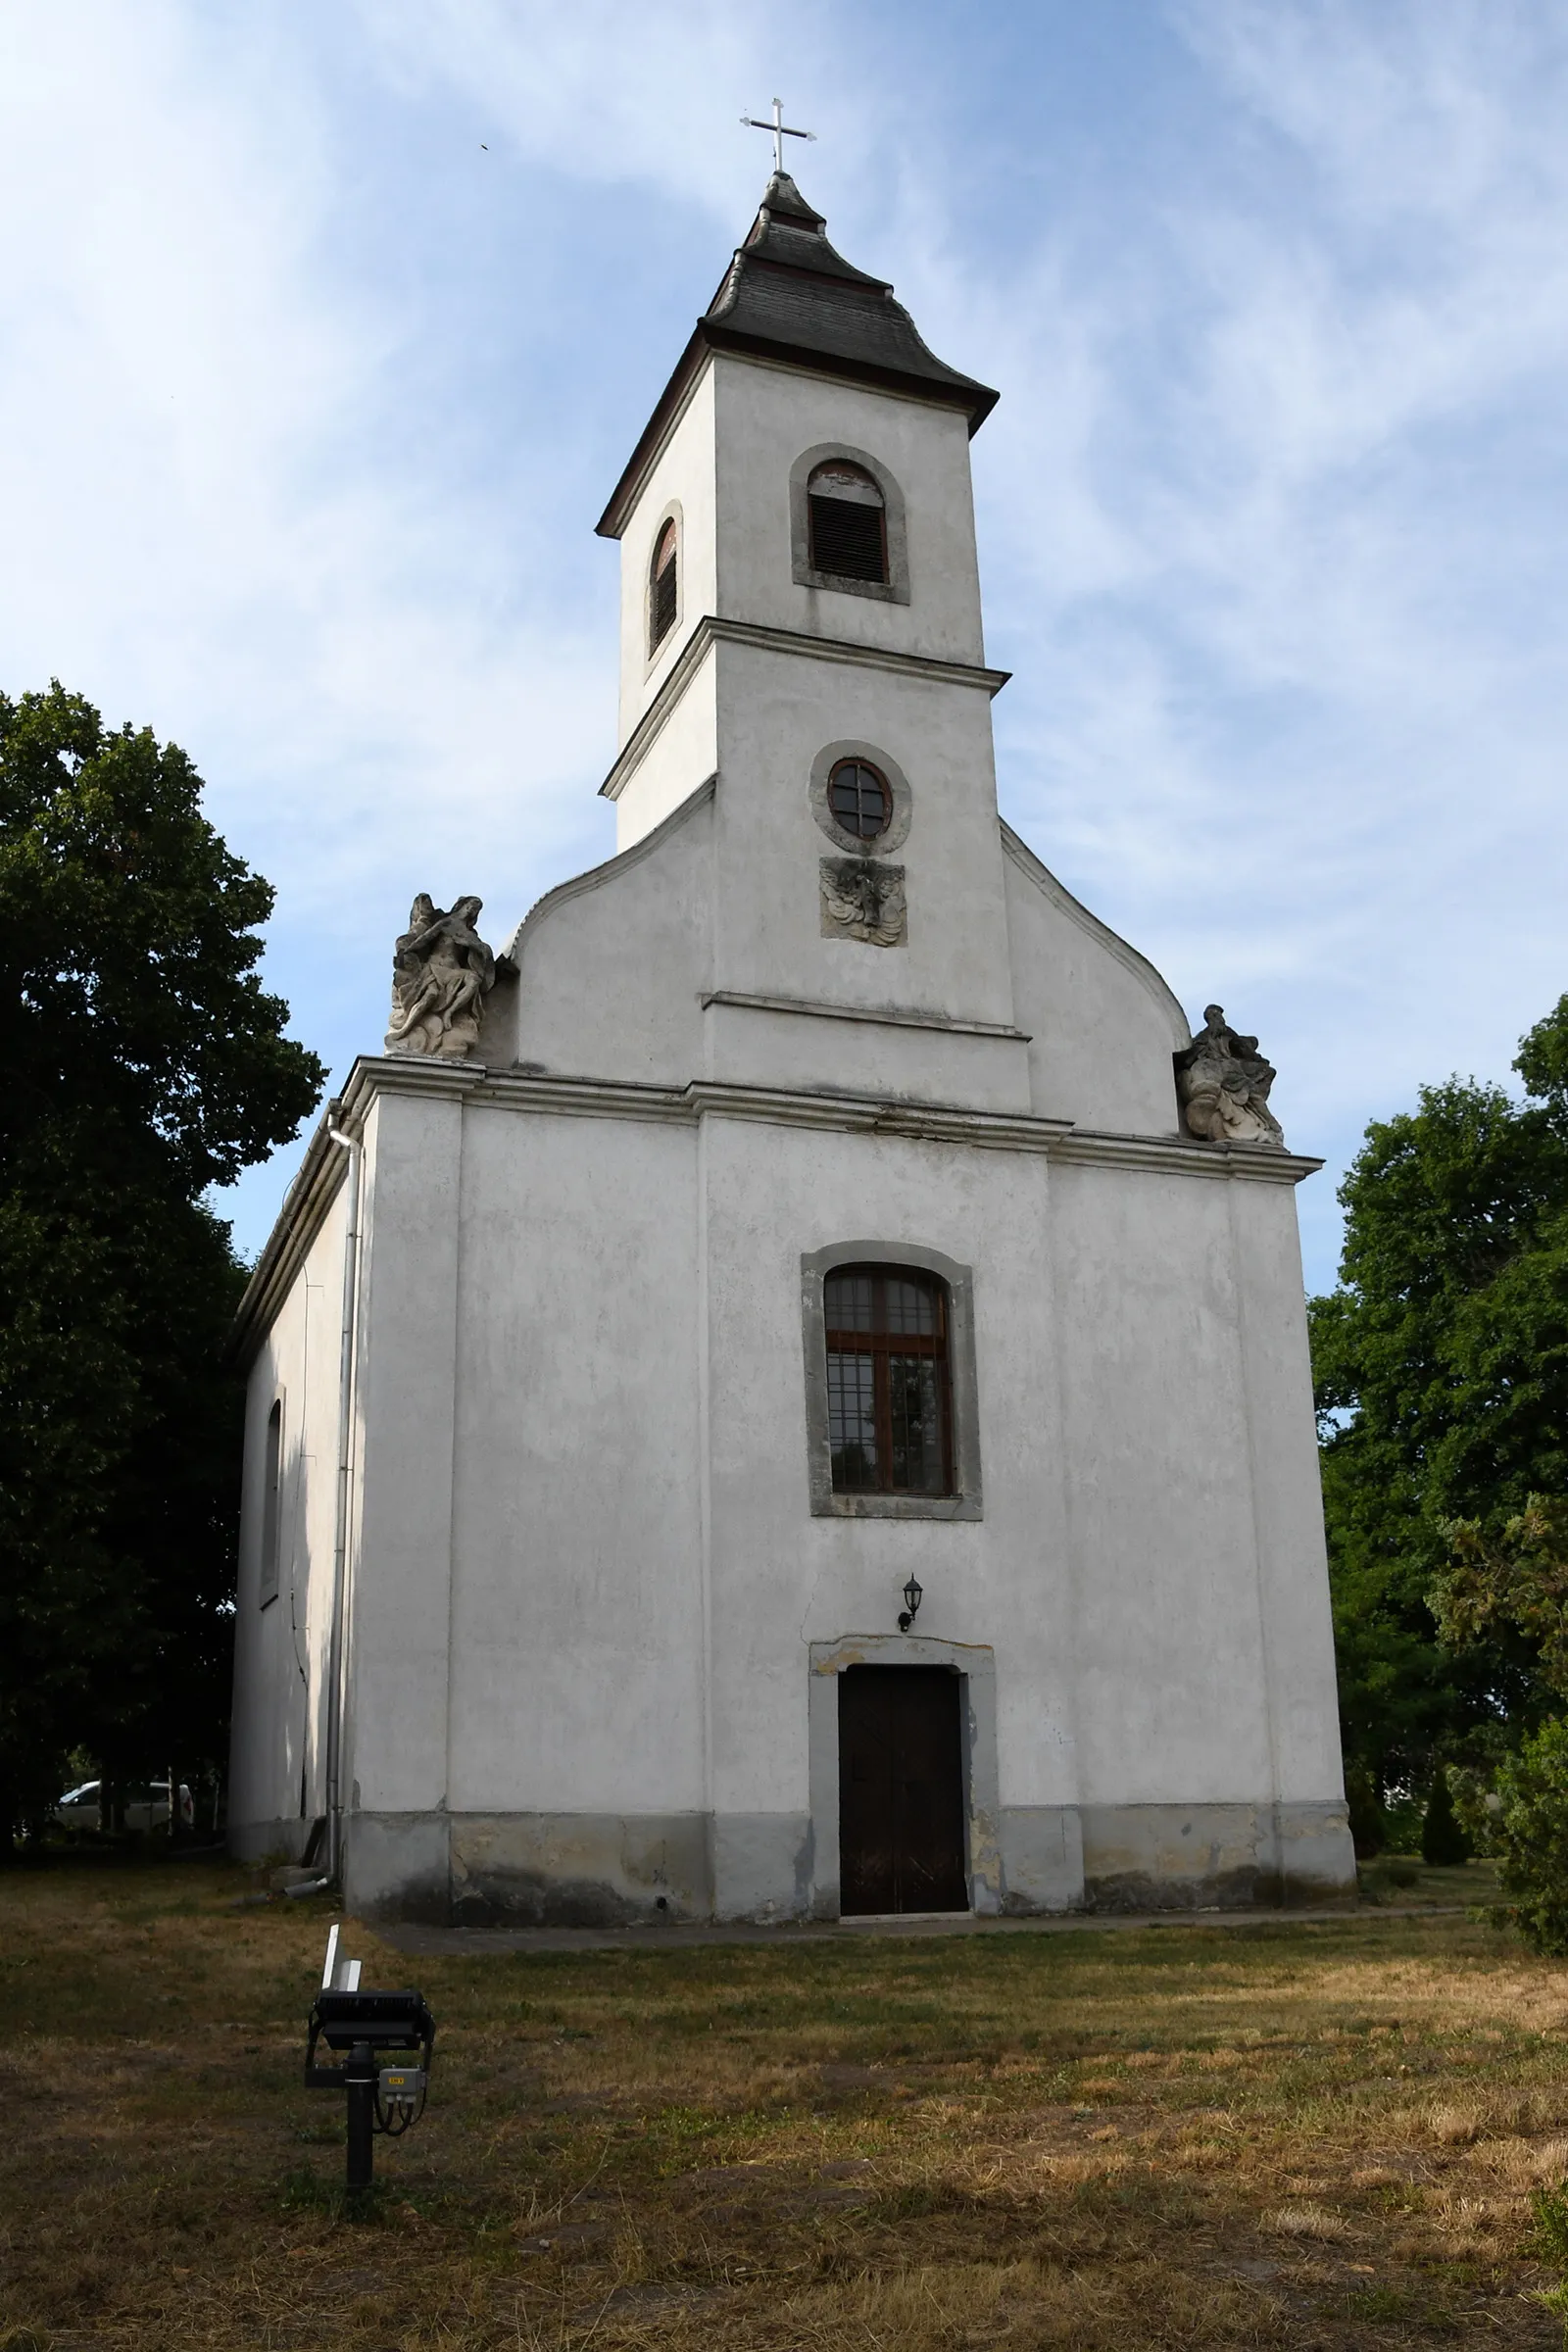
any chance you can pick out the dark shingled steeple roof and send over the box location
[597,175,999,539]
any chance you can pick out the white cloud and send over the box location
[354,0,769,211]
[909,1,1568,1273]
[3,0,1566,1282]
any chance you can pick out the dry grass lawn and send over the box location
[3,1859,1568,2347]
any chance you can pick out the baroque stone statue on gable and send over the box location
[384,894,496,1058]
[1174,1004,1285,1148]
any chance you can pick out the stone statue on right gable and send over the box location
[1175,1004,1285,1147]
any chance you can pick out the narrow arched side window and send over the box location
[259,1397,282,1607]
[649,516,679,656]
[808,461,887,585]
[825,1265,952,1496]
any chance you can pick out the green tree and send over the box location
[1420,1765,1470,1866]
[0,683,322,1837]
[1489,1719,1568,1956]
[1310,999,1568,1800]
[1436,1494,1568,1691]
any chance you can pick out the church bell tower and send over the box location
[593,172,1025,1106]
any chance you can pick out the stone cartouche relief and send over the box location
[819,858,906,949]
[384,894,496,1057]
[1174,1004,1285,1147]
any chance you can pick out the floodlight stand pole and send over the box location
[324,1119,364,1889]
[345,2040,375,2194]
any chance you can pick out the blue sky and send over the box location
[3,1,1566,1293]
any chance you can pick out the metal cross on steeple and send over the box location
[740,97,815,176]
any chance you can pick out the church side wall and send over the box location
[228,1180,349,1862]
[441,1103,708,1926]
[339,1087,466,1921]
[1225,1171,1350,1892]
[1046,1156,1348,1906]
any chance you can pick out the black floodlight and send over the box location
[307,1989,436,2060]
[304,1925,436,2194]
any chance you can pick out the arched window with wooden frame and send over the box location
[826,756,892,844]
[825,1264,953,1496]
[648,516,679,656]
[807,460,887,585]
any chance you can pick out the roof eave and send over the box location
[596,319,999,542]
[596,323,712,541]
[226,1098,353,1367]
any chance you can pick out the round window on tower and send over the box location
[827,758,892,843]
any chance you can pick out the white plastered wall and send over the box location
[444,1103,707,1817]
[612,642,718,851]
[710,357,986,663]
[512,782,714,1083]
[339,1088,461,1842]
[228,1179,350,1853]
[330,1086,1339,1893]
[609,352,989,853]
[616,367,717,748]
[706,641,1018,1043]
[1001,831,1192,1130]
[697,1115,1082,1833]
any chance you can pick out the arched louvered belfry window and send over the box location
[825,1265,953,1495]
[649,517,678,655]
[808,461,887,585]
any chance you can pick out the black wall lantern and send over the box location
[898,1575,923,1633]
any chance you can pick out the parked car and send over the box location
[53,1779,195,1833]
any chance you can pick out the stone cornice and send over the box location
[228,1102,353,1367]
[702,989,1029,1042]
[228,1059,493,1366]
[596,337,994,545]
[232,1055,1321,1361]
[1050,1127,1322,1183]
[505,776,716,958]
[599,613,1010,804]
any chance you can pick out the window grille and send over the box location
[825,1266,952,1495]
[827,758,891,841]
[650,519,678,653]
[808,461,887,584]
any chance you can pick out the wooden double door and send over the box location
[838,1665,969,1915]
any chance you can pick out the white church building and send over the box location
[229,171,1355,1925]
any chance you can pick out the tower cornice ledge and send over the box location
[597,325,999,544]
[600,612,1010,803]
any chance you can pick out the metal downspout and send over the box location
[323,1120,363,1887]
